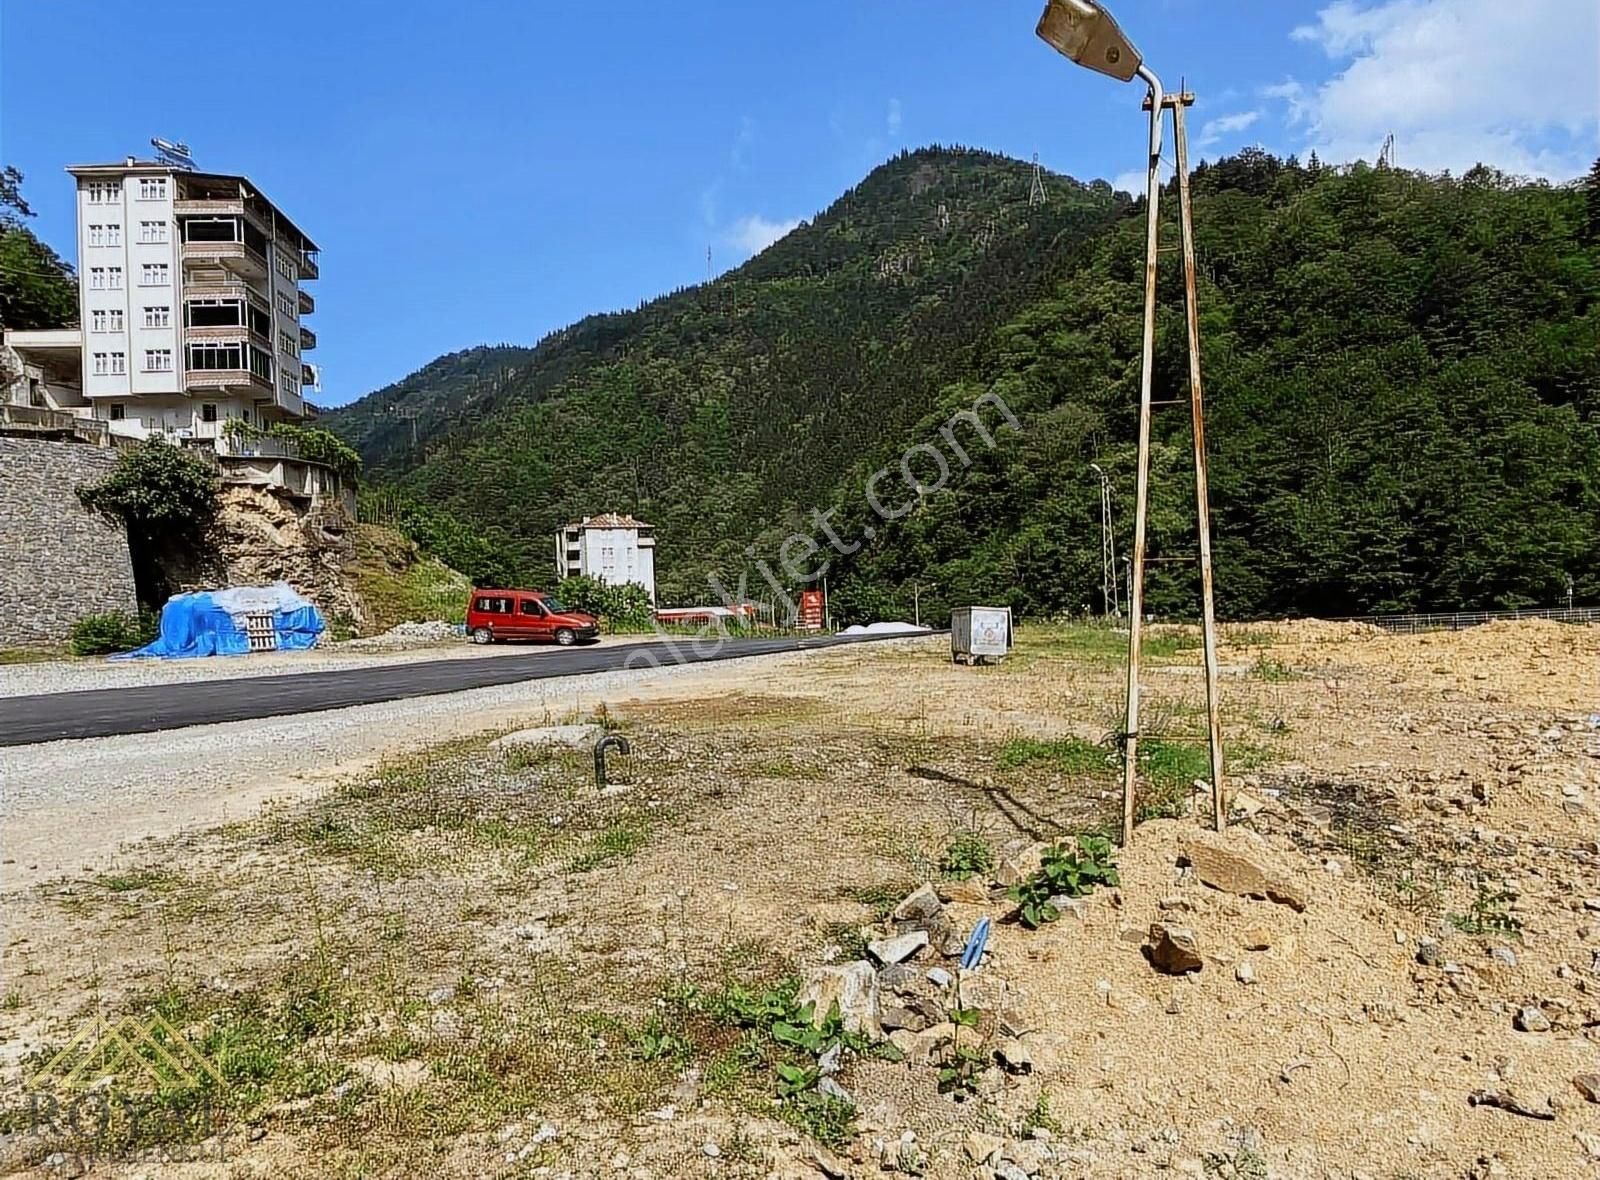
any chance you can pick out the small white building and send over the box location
[555,513,656,603]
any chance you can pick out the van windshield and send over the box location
[542,597,568,613]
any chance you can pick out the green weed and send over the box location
[1008,835,1120,929]
[997,736,1111,775]
[939,832,996,881]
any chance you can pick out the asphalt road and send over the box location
[0,632,917,747]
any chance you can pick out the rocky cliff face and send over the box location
[173,486,369,631]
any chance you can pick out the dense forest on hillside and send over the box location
[329,147,1600,622]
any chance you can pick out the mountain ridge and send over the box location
[325,146,1600,619]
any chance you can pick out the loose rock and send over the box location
[964,1132,1004,1164]
[892,884,944,924]
[997,842,1053,888]
[1146,923,1204,975]
[868,930,929,966]
[1513,1005,1551,1033]
[994,1037,1033,1075]
[1573,1074,1600,1103]
[797,961,882,1038]
[1180,831,1308,911]
[1468,1088,1556,1120]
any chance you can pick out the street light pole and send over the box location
[1089,463,1117,617]
[1037,0,1225,844]
[1119,60,1164,847]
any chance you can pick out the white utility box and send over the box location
[950,606,1013,665]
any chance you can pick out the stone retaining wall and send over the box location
[0,436,138,647]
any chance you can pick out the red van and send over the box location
[465,589,600,646]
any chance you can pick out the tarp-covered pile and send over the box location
[115,582,325,660]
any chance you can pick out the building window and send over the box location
[274,251,297,282]
[91,309,107,332]
[88,224,105,246]
[144,349,173,372]
[280,374,298,400]
[110,352,126,375]
[138,220,168,244]
[109,403,126,420]
[188,342,243,372]
[87,181,118,204]
[275,291,296,318]
[140,263,170,287]
[106,224,122,246]
[90,267,123,290]
[248,345,273,382]
[201,402,218,423]
[94,352,128,376]
[144,305,170,328]
[92,352,108,375]
[138,177,168,200]
[278,331,298,357]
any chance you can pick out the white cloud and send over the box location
[1198,110,1262,147]
[887,97,903,137]
[723,214,801,257]
[1274,0,1598,178]
[1110,160,1172,197]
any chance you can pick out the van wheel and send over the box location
[554,628,576,647]
[472,627,493,645]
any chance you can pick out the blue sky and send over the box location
[3,1,1595,405]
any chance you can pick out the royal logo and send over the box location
[27,1013,224,1093]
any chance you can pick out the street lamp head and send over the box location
[1035,0,1143,83]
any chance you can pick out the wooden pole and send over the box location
[1121,86,1164,847]
[1171,96,1227,831]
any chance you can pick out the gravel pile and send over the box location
[341,620,464,650]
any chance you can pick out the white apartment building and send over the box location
[555,514,657,603]
[5,159,319,444]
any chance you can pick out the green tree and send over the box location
[0,166,77,330]
[78,442,220,605]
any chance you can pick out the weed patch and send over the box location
[997,736,1111,775]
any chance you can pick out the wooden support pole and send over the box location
[1121,89,1165,847]
[1171,97,1227,831]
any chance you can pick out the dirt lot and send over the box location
[2,619,1597,1179]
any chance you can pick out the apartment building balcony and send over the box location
[173,198,270,235]
[175,197,245,217]
[182,238,267,280]
[186,322,272,348]
[183,278,265,303]
[180,216,269,280]
[186,369,273,395]
[301,362,317,387]
[297,289,315,314]
[298,250,319,281]
[299,325,317,350]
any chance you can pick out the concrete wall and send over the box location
[0,436,138,646]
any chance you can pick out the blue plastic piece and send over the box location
[114,582,324,660]
[960,916,991,971]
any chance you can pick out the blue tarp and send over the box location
[115,582,325,660]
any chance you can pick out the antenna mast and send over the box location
[1029,152,1048,206]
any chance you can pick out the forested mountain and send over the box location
[327,147,1600,621]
